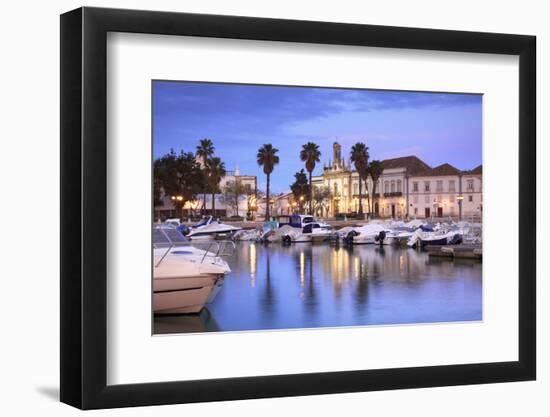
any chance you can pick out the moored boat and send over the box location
[153,227,234,314]
[185,216,242,240]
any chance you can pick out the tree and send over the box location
[368,160,384,217]
[312,186,332,218]
[221,179,248,217]
[205,157,226,217]
[257,144,280,220]
[153,149,204,218]
[350,142,369,216]
[196,138,215,213]
[290,169,310,213]
[299,142,321,214]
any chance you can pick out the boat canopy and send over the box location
[153,226,188,248]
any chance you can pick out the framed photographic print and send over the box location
[60,7,536,409]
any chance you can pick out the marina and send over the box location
[154,235,482,334]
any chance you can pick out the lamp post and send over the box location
[171,195,183,218]
[456,195,464,221]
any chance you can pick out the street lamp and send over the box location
[171,195,184,219]
[456,195,464,221]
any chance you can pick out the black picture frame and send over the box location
[60,6,536,410]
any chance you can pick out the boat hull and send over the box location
[153,274,224,314]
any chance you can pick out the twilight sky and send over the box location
[153,81,482,194]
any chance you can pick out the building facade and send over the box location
[306,143,482,220]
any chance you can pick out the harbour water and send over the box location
[154,242,482,334]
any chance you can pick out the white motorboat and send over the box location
[407,229,463,249]
[278,215,334,243]
[185,216,242,240]
[232,228,262,241]
[153,227,233,314]
[342,223,390,245]
[382,227,415,246]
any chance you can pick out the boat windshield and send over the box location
[192,216,213,228]
[153,227,188,248]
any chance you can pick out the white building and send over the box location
[307,142,482,220]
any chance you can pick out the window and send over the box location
[424,181,431,192]
[467,179,474,192]
[412,181,419,192]
[414,207,418,215]
[413,195,419,204]
[436,180,443,192]
[384,181,389,193]
[468,195,473,202]
[424,195,430,204]
[353,183,358,195]
[396,180,402,193]
[390,181,395,193]
[437,195,442,203]
[449,180,456,192]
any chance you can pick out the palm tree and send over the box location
[300,142,321,214]
[206,157,226,217]
[350,142,369,216]
[196,138,215,214]
[368,160,383,217]
[257,144,280,220]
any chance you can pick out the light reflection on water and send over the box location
[153,242,482,334]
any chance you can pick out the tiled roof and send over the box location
[465,165,482,175]
[381,156,482,177]
[420,162,462,177]
[381,156,431,175]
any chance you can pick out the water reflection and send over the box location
[154,243,482,334]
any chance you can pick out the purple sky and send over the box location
[153,81,482,194]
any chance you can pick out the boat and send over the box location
[342,223,390,245]
[153,227,233,314]
[278,215,334,243]
[382,229,415,246]
[185,216,242,240]
[407,229,463,249]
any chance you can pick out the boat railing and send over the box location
[154,227,233,267]
[198,240,236,264]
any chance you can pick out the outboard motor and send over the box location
[343,230,356,245]
[282,235,292,245]
[375,230,386,245]
[448,233,463,245]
